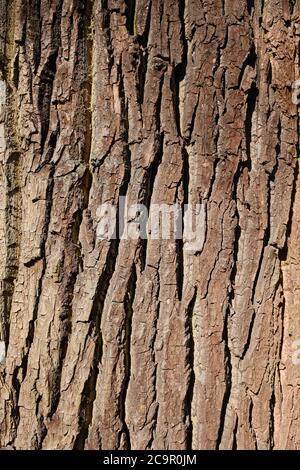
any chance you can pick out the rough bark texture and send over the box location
[0,0,299,450]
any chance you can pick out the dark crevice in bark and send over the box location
[212,45,221,77]
[268,278,284,449]
[216,305,232,449]
[137,46,148,106]
[82,0,93,172]
[141,131,164,269]
[289,0,297,15]
[38,0,62,153]
[11,49,20,89]
[269,378,276,449]
[239,311,256,360]
[101,0,114,77]
[205,156,220,203]
[251,236,270,302]
[158,1,164,32]
[171,63,185,138]
[221,0,225,16]
[238,43,256,90]
[135,1,151,104]
[267,60,273,87]
[174,0,187,138]
[259,1,265,27]
[33,122,59,172]
[264,118,280,250]
[176,146,189,300]
[146,269,161,450]
[125,0,136,36]
[118,63,134,232]
[203,209,225,299]
[1,275,15,345]
[35,395,47,448]
[185,287,197,450]
[10,370,20,442]
[279,168,299,264]
[245,82,258,169]
[230,157,244,289]
[248,396,258,449]
[119,62,130,144]
[185,95,199,145]
[228,219,241,323]
[247,0,254,15]
[138,0,152,46]
[0,2,7,70]
[277,283,285,376]
[138,71,164,269]
[182,148,190,206]
[91,135,120,171]
[176,238,184,301]
[154,72,165,130]
[232,415,238,450]
[26,0,41,73]
[220,69,226,100]
[119,263,137,450]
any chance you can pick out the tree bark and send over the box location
[0,0,299,450]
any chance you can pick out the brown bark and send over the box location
[0,0,299,450]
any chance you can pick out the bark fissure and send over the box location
[185,287,197,450]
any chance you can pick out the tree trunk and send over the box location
[0,0,299,450]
